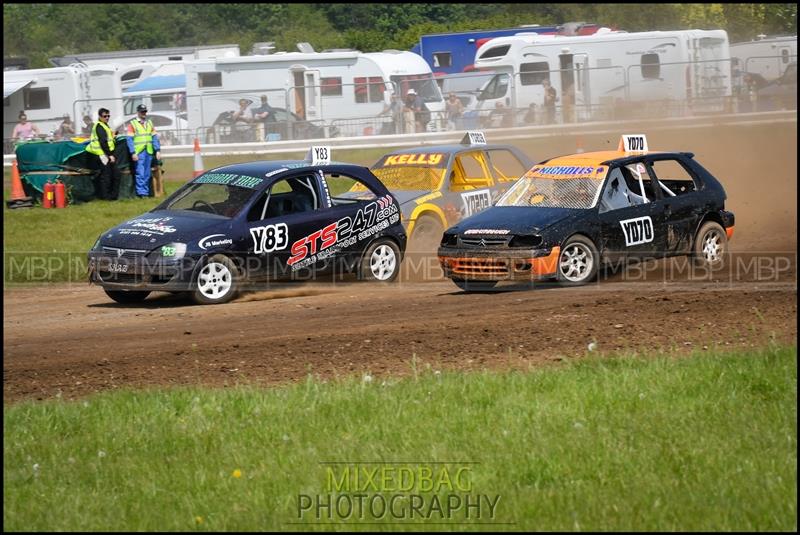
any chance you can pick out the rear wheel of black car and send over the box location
[191,254,240,305]
[557,235,599,285]
[453,279,497,292]
[692,221,728,269]
[104,289,151,304]
[359,239,401,283]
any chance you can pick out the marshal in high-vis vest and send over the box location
[438,134,735,290]
[126,104,162,197]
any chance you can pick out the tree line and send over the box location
[4,3,797,69]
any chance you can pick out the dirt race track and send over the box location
[4,121,797,402]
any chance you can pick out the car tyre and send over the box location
[191,254,240,305]
[410,214,445,254]
[359,239,401,283]
[557,235,599,285]
[104,288,151,304]
[453,279,497,292]
[692,221,728,269]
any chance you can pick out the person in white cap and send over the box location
[404,88,425,132]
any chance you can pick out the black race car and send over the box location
[438,135,735,290]
[88,153,406,304]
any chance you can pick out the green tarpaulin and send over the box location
[15,137,137,203]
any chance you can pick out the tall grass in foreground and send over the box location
[4,346,797,531]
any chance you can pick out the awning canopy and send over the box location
[124,74,186,95]
[4,78,34,99]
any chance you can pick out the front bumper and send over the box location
[438,246,561,281]
[87,251,199,292]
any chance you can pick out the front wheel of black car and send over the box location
[557,235,599,285]
[104,289,151,304]
[359,239,401,282]
[453,279,497,292]
[191,254,240,305]
[692,221,728,269]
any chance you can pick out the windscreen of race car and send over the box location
[496,164,608,209]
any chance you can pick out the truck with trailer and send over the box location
[471,28,732,122]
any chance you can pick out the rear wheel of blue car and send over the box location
[557,235,598,285]
[104,289,150,304]
[359,239,401,283]
[191,254,240,305]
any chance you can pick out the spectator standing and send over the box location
[524,102,537,124]
[85,108,121,200]
[252,95,277,139]
[404,89,427,133]
[126,104,161,197]
[80,115,94,136]
[542,79,557,124]
[54,114,76,140]
[445,93,464,130]
[380,92,404,133]
[232,98,253,140]
[11,112,41,143]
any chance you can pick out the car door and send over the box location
[245,171,332,279]
[597,165,664,264]
[448,150,495,221]
[645,156,702,255]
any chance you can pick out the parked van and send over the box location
[4,64,123,143]
[183,46,446,140]
[731,35,796,82]
[472,28,731,121]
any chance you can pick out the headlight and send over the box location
[440,233,458,247]
[508,235,543,248]
[151,242,187,259]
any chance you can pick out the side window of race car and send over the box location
[599,168,635,213]
[621,163,656,203]
[485,149,528,183]
[647,159,698,197]
[246,175,321,222]
[451,151,492,191]
[324,173,379,206]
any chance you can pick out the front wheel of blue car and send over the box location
[191,254,240,305]
[359,239,401,283]
[557,235,599,285]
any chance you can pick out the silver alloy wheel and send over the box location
[370,244,397,281]
[197,261,233,300]
[702,229,724,263]
[559,242,594,282]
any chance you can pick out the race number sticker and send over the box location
[250,223,289,254]
[620,216,654,246]
[461,189,492,217]
[465,131,487,145]
[618,134,648,153]
[307,146,331,165]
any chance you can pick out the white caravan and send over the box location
[730,35,796,81]
[472,28,731,119]
[3,64,124,141]
[184,48,445,138]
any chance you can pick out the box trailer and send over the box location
[184,46,446,139]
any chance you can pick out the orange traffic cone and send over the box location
[193,138,205,178]
[6,159,34,209]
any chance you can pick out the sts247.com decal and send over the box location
[289,195,399,270]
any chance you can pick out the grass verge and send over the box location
[4,345,796,531]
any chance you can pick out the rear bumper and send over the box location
[438,246,560,281]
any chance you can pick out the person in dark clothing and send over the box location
[86,108,121,200]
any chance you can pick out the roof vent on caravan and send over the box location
[297,42,315,53]
[558,22,586,36]
[251,42,276,55]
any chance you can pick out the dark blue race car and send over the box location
[438,135,735,290]
[88,157,407,304]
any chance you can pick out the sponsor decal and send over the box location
[194,173,264,189]
[463,229,510,235]
[528,165,596,177]
[288,195,399,269]
[461,189,492,217]
[118,217,177,237]
[620,216,654,246]
[381,153,445,167]
[250,223,289,254]
[198,234,233,250]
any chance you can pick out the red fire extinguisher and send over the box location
[55,180,67,208]
[42,182,55,209]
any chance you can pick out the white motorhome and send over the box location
[3,64,124,142]
[472,28,731,120]
[184,47,445,139]
[731,35,796,81]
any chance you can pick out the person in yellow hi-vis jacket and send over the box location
[85,108,121,200]
[126,104,161,197]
